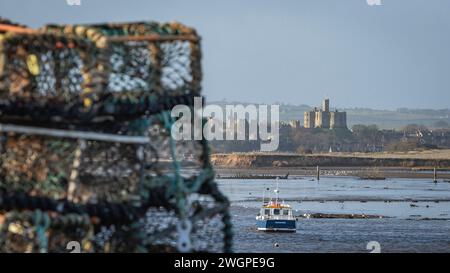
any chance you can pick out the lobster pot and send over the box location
[0,119,207,203]
[0,32,102,104]
[0,211,93,253]
[0,204,227,253]
[44,21,202,98]
[0,133,140,202]
[0,114,230,252]
[0,19,232,253]
[0,22,202,124]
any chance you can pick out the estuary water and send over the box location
[217,177,450,252]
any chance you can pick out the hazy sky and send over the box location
[1,0,450,109]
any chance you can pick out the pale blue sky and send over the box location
[1,0,450,109]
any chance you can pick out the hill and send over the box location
[206,101,450,129]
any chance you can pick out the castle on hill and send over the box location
[304,98,347,129]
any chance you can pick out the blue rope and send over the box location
[34,210,50,253]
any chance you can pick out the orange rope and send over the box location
[0,24,36,34]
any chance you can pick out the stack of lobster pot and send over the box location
[0,19,232,253]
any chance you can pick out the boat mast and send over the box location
[274,177,279,205]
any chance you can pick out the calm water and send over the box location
[217,177,450,252]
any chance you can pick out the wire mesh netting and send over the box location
[0,20,232,253]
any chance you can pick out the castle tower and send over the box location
[315,111,330,128]
[304,111,315,128]
[322,98,329,112]
[330,111,347,129]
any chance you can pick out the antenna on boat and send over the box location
[274,177,280,204]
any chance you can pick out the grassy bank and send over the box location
[211,149,450,168]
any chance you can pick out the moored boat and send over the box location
[255,178,296,232]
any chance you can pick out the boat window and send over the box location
[283,210,289,215]
[264,209,270,215]
[273,209,280,215]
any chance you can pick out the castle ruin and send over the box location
[304,98,347,129]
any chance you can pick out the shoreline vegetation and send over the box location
[212,149,450,179]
